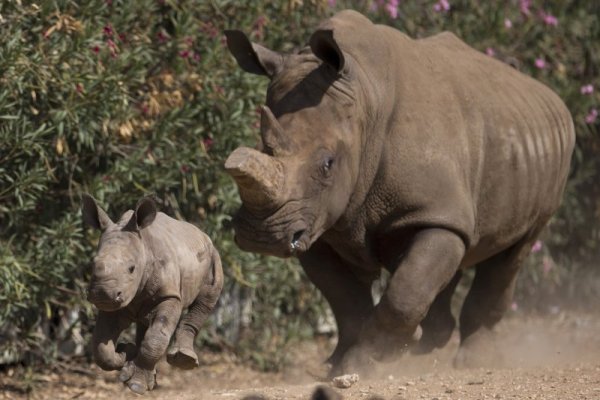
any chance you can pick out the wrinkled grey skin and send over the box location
[82,194,223,394]
[224,10,575,375]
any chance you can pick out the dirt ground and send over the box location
[2,312,600,400]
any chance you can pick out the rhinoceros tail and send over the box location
[207,247,224,294]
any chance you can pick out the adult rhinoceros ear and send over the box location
[81,193,114,231]
[125,196,158,231]
[224,30,284,78]
[309,29,345,73]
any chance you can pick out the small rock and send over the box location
[467,380,484,385]
[332,374,360,389]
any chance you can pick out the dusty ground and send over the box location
[2,312,600,399]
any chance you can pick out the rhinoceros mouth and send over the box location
[232,207,315,258]
[289,228,310,256]
[87,283,130,311]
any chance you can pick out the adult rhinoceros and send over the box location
[224,10,575,374]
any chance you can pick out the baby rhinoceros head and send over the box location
[81,194,158,312]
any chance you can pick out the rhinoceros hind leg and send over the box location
[167,345,199,370]
[413,270,462,354]
[168,269,222,370]
[456,231,541,368]
[166,306,203,370]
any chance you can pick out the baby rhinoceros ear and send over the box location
[124,196,158,232]
[81,193,114,231]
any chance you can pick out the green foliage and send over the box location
[0,0,598,370]
[0,0,329,367]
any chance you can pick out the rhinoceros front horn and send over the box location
[225,147,284,209]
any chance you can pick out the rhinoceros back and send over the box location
[409,32,575,259]
[143,213,214,307]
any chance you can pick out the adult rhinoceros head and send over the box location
[224,28,363,258]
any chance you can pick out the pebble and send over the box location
[332,373,360,389]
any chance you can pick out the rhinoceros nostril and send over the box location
[291,230,305,250]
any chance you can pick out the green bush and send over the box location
[0,0,598,369]
[0,0,329,369]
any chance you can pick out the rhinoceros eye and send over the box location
[323,157,335,174]
[128,265,135,274]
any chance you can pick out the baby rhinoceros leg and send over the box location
[115,322,147,361]
[118,360,157,394]
[167,251,223,370]
[120,298,181,394]
[92,312,132,371]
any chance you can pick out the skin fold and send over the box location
[224,10,575,375]
[82,194,223,394]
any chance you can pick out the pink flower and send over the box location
[253,16,267,40]
[202,137,214,151]
[531,240,543,253]
[107,39,118,57]
[540,11,558,26]
[433,0,450,12]
[92,45,100,54]
[103,24,113,38]
[369,0,384,12]
[485,47,495,57]
[534,58,547,69]
[504,18,513,29]
[511,302,518,311]
[520,0,531,16]
[581,84,594,95]
[179,50,190,59]
[157,30,169,43]
[386,0,399,18]
[200,22,219,40]
[585,108,598,124]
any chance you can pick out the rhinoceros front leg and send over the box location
[168,252,224,370]
[298,241,376,373]
[412,270,463,354]
[119,298,182,394]
[92,311,132,371]
[339,228,465,375]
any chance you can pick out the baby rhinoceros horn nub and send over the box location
[225,147,284,210]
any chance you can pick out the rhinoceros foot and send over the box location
[118,360,156,394]
[454,328,506,369]
[166,346,199,370]
[333,324,421,378]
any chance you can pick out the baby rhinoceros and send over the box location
[81,194,223,394]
